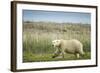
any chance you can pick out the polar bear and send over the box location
[52,39,84,58]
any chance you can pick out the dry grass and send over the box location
[23,22,91,62]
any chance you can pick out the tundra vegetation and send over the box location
[23,21,91,62]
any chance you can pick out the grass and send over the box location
[23,52,91,62]
[23,21,91,62]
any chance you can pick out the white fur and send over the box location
[52,39,84,58]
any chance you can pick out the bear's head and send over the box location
[52,40,61,48]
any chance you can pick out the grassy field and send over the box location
[23,52,91,62]
[23,21,91,62]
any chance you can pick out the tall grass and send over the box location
[23,33,54,53]
[23,22,91,62]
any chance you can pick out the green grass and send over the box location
[23,22,91,62]
[23,52,91,62]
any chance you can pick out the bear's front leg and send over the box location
[52,48,61,58]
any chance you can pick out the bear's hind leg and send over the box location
[75,53,80,59]
[79,51,85,58]
[60,51,65,58]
